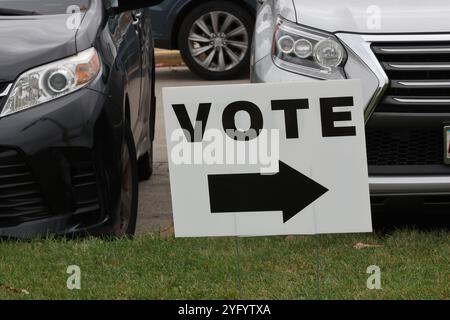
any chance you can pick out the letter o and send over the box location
[222,101,263,141]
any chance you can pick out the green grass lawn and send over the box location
[0,229,448,300]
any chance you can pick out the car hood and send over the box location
[291,0,450,34]
[0,15,80,82]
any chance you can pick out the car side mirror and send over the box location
[107,0,164,15]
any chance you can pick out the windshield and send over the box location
[0,0,90,15]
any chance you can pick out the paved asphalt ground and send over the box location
[136,67,248,234]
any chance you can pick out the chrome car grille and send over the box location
[366,42,450,175]
[372,42,450,113]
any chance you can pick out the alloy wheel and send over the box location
[188,11,249,72]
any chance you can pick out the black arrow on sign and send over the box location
[207,161,329,223]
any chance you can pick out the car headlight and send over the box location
[272,17,347,79]
[1,47,100,118]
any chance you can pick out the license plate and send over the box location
[445,126,450,165]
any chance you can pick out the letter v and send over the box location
[172,103,211,142]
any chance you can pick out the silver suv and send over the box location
[251,0,450,214]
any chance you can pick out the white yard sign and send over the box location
[163,80,372,237]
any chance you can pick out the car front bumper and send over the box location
[251,52,450,199]
[0,86,124,238]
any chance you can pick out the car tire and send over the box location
[138,54,156,181]
[178,1,254,80]
[112,122,139,237]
